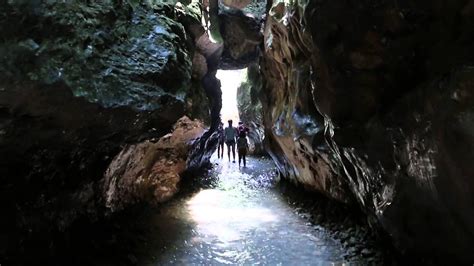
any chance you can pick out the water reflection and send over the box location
[187,189,278,242]
[152,157,354,265]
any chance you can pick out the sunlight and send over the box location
[186,189,278,242]
[216,69,247,124]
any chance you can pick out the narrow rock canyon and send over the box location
[0,0,473,264]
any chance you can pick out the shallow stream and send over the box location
[147,156,378,265]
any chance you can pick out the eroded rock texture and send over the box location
[0,0,220,260]
[260,0,474,261]
[237,64,266,154]
[219,3,265,69]
[0,1,205,112]
[103,116,205,212]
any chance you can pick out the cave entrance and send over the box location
[216,68,247,123]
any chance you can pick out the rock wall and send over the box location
[259,0,474,261]
[0,0,221,259]
[237,64,266,154]
[219,7,264,69]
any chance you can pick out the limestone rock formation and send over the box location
[103,116,205,212]
[237,64,266,154]
[1,1,200,112]
[0,0,220,259]
[259,0,474,261]
[219,8,264,69]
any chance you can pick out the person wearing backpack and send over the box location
[237,121,249,136]
[237,131,249,168]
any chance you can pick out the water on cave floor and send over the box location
[146,155,375,265]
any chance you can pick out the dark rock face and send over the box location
[0,81,165,259]
[237,64,266,154]
[259,0,474,261]
[0,0,220,260]
[219,7,264,69]
[0,1,200,112]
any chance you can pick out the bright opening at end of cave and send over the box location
[216,69,247,124]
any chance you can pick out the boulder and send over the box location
[103,116,206,212]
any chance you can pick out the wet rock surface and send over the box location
[0,0,221,261]
[0,1,201,111]
[258,0,474,261]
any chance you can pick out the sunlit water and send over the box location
[146,155,363,265]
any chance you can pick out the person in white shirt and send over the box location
[224,119,238,162]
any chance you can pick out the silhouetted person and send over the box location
[224,119,238,162]
[237,131,249,167]
[217,122,225,159]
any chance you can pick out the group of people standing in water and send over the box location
[217,119,250,167]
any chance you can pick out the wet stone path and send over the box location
[146,156,383,265]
